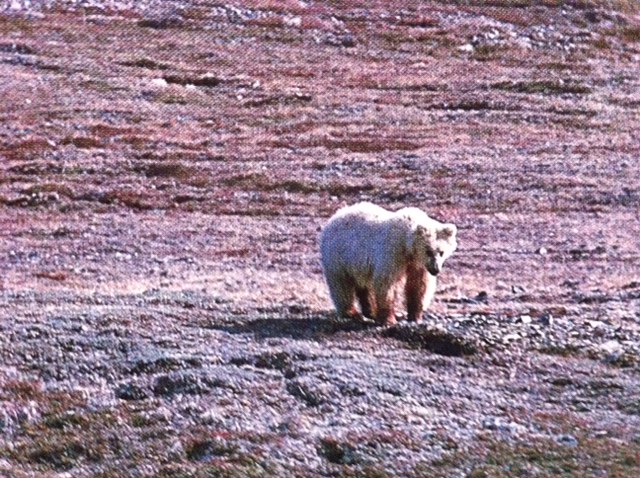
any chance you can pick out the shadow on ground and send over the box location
[207,312,480,357]
[206,315,376,340]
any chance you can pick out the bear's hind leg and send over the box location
[356,287,376,319]
[406,264,428,322]
[327,272,361,320]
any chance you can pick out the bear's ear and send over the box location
[409,224,428,251]
[415,224,432,240]
[437,224,457,240]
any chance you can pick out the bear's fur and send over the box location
[320,202,457,326]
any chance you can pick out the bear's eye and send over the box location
[437,250,444,257]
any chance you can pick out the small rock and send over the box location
[557,434,578,447]
[187,437,238,461]
[318,437,357,465]
[149,78,168,88]
[153,372,221,397]
[502,333,521,343]
[340,34,356,47]
[200,409,224,426]
[286,377,333,407]
[538,246,548,255]
[284,16,302,27]
[518,315,532,325]
[574,402,592,413]
[482,416,502,430]
[584,10,599,23]
[339,382,367,397]
[600,340,624,363]
[540,313,554,326]
[511,285,526,294]
[167,439,185,460]
[115,383,149,401]
[482,417,526,435]
[458,44,474,53]
[275,414,312,436]
[475,291,489,303]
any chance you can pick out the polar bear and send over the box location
[320,202,457,326]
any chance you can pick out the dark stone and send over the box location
[153,372,225,397]
[341,35,356,47]
[186,438,238,461]
[128,354,202,375]
[137,16,184,29]
[115,383,149,401]
[163,74,220,87]
[286,378,331,407]
[318,437,357,464]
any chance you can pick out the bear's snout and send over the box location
[427,263,440,276]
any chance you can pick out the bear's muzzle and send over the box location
[427,263,440,276]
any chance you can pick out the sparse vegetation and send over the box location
[492,80,592,95]
[136,162,198,180]
[468,428,640,477]
[622,25,640,42]
[162,74,220,87]
[472,43,510,61]
[119,58,169,70]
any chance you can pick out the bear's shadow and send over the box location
[208,314,479,357]
[210,315,376,340]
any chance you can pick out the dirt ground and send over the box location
[1,0,639,476]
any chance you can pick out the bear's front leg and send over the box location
[423,272,437,313]
[344,305,365,322]
[375,304,397,326]
[406,264,428,322]
[374,281,397,326]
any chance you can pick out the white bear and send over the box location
[320,202,457,326]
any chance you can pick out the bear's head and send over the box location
[413,223,457,276]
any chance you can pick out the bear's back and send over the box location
[321,202,406,279]
[396,206,430,223]
[329,202,393,223]
[320,202,409,259]
[320,202,395,256]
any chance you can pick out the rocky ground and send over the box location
[1,0,640,476]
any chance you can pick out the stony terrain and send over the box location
[1,0,639,476]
